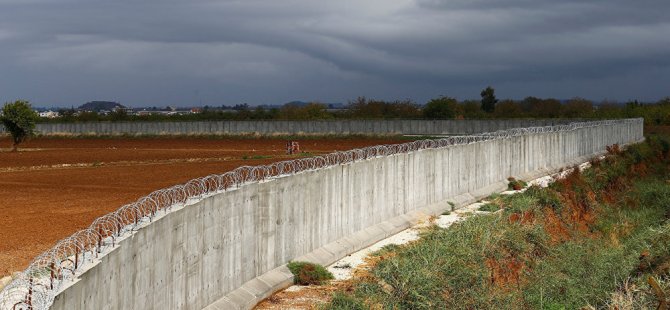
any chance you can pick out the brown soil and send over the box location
[0,136,405,276]
[508,211,535,225]
[254,281,354,310]
[486,257,525,289]
[542,208,571,244]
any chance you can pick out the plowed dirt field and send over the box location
[0,136,405,276]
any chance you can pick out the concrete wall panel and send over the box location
[26,119,597,136]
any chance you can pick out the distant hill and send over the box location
[79,101,125,112]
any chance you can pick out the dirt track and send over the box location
[0,136,405,276]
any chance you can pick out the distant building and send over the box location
[112,106,135,115]
[38,111,60,118]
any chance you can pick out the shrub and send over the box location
[423,96,461,119]
[287,261,334,285]
[507,177,527,190]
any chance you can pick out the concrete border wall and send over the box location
[25,119,587,136]
[0,120,643,310]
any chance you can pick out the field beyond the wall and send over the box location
[0,136,406,277]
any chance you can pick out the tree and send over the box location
[278,102,331,120]
[460,100,487,118]
[348,97,421,119]
[109,109,129,121]
[561,97,593,118]
[1,100,39,152]
[423,96,460,119]
[480,86,498,113]
[521,97,561,118]
[494,100,523,118]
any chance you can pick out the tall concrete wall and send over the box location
[41,120,643,310]
[28,119,585,136]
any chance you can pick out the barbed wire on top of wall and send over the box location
[0,118,643,310]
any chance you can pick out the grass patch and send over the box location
[320,293,368,310]
[478,203,500,212]
[287,261,334,285]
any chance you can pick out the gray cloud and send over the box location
[0,0,668,107]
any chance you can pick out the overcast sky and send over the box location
[0,0,668,107]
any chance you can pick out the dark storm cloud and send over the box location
[0,0,668,106]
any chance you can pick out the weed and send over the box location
[507,177,527,190]
[287,261,334,285]
[486,193,502,201]
[478,203,500,212]
[606,143,622,155]
[320,293,368,310]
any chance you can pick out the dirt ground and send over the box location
[0,136,405,277]
[254,282,352,310]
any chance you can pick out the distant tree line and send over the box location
[35,87,670,126]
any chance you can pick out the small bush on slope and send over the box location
[287,261,334,285]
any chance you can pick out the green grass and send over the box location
[478,203,500,212]
[323,135,670,309]
[287,261,334,285]
[320,293,368,310]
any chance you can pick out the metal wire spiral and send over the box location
[0,119,642,310]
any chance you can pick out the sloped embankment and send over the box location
[323,136,670,309]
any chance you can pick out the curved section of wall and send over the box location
[32,119,586,136]
[0,119,643,310]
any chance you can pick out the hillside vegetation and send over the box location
[323,135,670,309]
